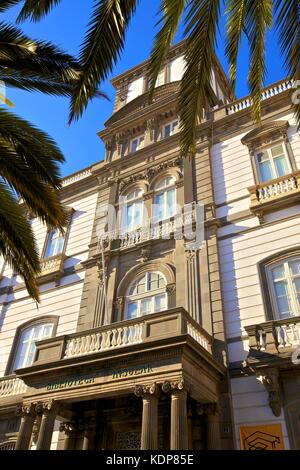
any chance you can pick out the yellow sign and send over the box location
[240,424,284,450]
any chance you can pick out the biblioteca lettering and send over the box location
[45,365,153,390]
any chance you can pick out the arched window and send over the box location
[153,176,176,222]
[121,188,144,233]
[9,319,57,372]
[125,272,167,319]
[267,257,300,319]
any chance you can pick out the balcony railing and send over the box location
[248,171,300,215]
[39,254,66,277]
[245,316,300,354]
[0,376,27,398]
[33,308,213,365]
[226,79,294,115]
[97,203,197,252]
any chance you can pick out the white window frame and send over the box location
[155,69,166,88]
[130,135,145,153]
[255,142,292,183]
[267,257,300,319]
[121,188,145,233]
[44,228,65,259]
[12,322,54,371]
[153,176,177,222]
[163,120,178,139]
[125,272,167,319]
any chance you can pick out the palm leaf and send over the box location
[148,0,187,100]
[275,0,300,128]
[246,0,273,122]
[179,0,221,156]
[69,0,138,123]
[0,0,20,12]
[17,0,62,22]
[225,0,247,92]
[0,181,40,302]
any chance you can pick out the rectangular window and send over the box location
[130,135,145,153]
[164,120,178,139]
[44,229,65,259]
[155,69,165,87]
[269,258,300,319]
[256,143,291,183]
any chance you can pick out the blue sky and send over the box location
[3,1,286,177]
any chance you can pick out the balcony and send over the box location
[97,203,198,253]
[34,308,212,366]
[0,376,27,400]
[245,316,300,366]
[38,254,66,281]
[247,171,300,218]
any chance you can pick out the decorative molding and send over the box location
[134,382,160,398]
[161,379,186,394]
[256,368,282,417]
[16,403,35,417]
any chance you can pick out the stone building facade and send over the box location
[0,41,299,450]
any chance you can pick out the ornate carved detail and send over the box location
[16,403,35,417]
[256,368,282,417]
[161,379,185,395]
[59,421,76,434]
[166,283,176,294]
[35,400,55,415]
[119,172,148,193]
[97,257,110,287]
[140,248,151,263]
[114,296,125,315]
[134,382,160,398]
[146,157,183,182]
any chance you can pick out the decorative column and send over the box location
[59,422,76,450]
[134,383,160,450]
[162,380,189,450]
[82,416,97,450]
[35,401,57,450]
[197,403,222,450]
[15,403,36,450]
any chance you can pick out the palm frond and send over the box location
[0,108,67,228]
[179,0,221,156]
[0,0,20,12]
[17,0,62,22]
[275,0,300,128]
[69,0,138,124]
[0,181,40,302]
[148,0,186,100]
[246,0,273,122]
[0,22,80,96]
[225,0,247,92]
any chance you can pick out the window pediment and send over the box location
[242,121,290,150]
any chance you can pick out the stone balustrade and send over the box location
[39,254,65,277]
[64,322,143,358]
[245,316,300,354]
[226,79,294,115]
[248,171,300,217]
[61,168,92,187]
[97,203,197,252]
[0,376,27,398]
[33,308,213,365]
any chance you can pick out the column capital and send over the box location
[35,400,58,416]
[161,379,188,395]
[134,382,160,398]
[16,403,35,418]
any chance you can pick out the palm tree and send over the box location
[4,0,299,156]
[0,21,86,302]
